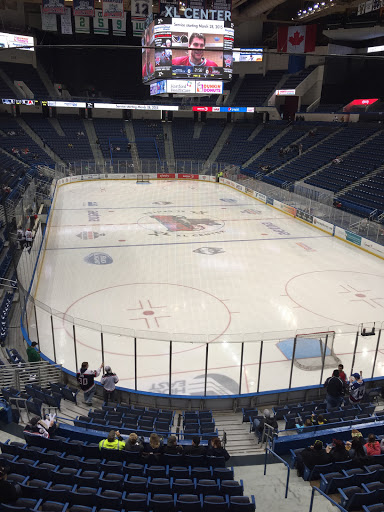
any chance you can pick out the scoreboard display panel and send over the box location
[142,17,234,83]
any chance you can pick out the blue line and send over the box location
[53,203,260,211]
[45,234,331,251]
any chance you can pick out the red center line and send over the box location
[49,217,288,228]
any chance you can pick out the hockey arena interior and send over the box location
[1,0,384,511]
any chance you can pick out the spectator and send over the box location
[76,361,103,405]
[324,369,344,409]
[17,226,25,249]
[24,415,57,438]
[296,440,332,477]
[164,435,183,455]
[338,364,347,384]
[0,466,22,503]
[312,414,327,426]
[296,417,313,433]
[25,228,33,248]
[101,366,119,404]
[26,341,40,363]
[330,439,350,462]
[99,430,125,450]
[184,435,206,456]
[123,432,144,453]
[207,437,230,461]
[255,409,278,442]
[349,372,365,404]
[143,433,163,462]
[365,434,381,456]
[346,436,367,460]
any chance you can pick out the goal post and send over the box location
[292,331,340,371]
[136,174,151,184]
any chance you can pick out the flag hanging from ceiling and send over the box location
[73,0,94,16]
[102,0,124,18]
[277,25,317,54]
[42,0,65,14]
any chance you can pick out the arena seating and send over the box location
[93,119,133,163]
[133,120,166,161]
[0,436,255,512]
[233,71,285,106]
[0,63,49,99]
[281,66,317,90]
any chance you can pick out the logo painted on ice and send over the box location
[84,252,113,265]
[193,247,224,255]
[77,231,105,240]
[88,210,100,222]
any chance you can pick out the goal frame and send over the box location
[292,330,340,372]
[136,174,151,184]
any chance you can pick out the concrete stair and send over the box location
[224,75,244,106]
[36,63,58,98]
[193,123,203,139]
[0,147,28,168]
[243,124,293,168]
[337,161,384,196]
[205,123,233,165]
[247,124,264,141]
[265,126,345,178]
[48,118,65,136]
[83,119,104,163]
[298,128,384,183]
[214,411,262,456]
[16,118,65,166]
[124,121,140,172]
[163,122,175,170]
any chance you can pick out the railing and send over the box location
[0,361,63,392]
[309,487,347,512]
[264,445,291,499]
[16,162,384,399]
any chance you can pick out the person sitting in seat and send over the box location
[329,439,350,462]
[24,415,58,439]
[296,440,332,477]
[123,432,143,453]
[142,433,163,462]
[207,437,230,461]
[365,434,381,456]
[99,430,125,450]
[164,435,183,455]
[184,435,206,456]
[255,409,278,442]
[0,466,22,503]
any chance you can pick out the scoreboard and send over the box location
[142,17,234,86]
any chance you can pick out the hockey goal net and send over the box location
[293,331,340,371]
[136,174,151,184]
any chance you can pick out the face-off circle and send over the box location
[64,282,232,356]
[286,270,384,325]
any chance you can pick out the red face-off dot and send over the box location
[143,310,154,315]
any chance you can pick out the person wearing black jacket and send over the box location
[0,466,22,503]
[324,369,344,410]
[163,435,183,455]
[297,440,332,477]
[123,433,144,454]
[184,436,207,456]
[207,437,230,461]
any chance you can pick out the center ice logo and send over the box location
[151,215,222,232]
[84,252,113,265]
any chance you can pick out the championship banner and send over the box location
[132,19,145,37]
[61,8,73,34]
[41,8,58,31]
[42,0,65,14]
[102,0,123,18]
[212,0,231,11]
[75,15,90,33]
[112,12,127,35]
[73,0,94,16]
[93,9,109,33]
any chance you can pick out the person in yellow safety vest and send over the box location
[216,171,223,182]
[99,429,125,450]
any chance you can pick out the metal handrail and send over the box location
[309,486,347,512]
[264,444,290,499]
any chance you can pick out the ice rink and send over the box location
[31,179,384,395]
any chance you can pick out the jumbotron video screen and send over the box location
[142,17,234,83]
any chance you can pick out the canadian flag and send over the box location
[277,25,317,54]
